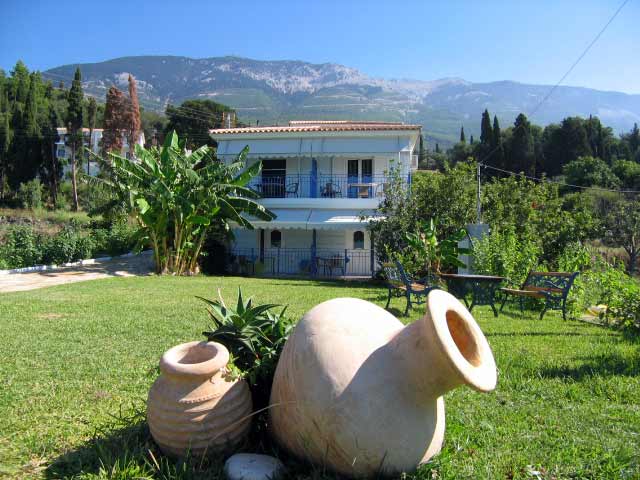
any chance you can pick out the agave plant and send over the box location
[198,288,292,409]
[92,131,275,275]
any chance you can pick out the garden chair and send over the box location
[500,271,579,320]
[382,261,439,315]
[285,182,299,197]
[321,182,342,198]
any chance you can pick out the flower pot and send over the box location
[269,290,497,477]
[147,341,252,457]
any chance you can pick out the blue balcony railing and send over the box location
[249,174,389,199]
[229,247,375,277]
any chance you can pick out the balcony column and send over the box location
[310,228,317,276]
[311,158,318,198]
[259,229,264,262]
[370,230,375,276]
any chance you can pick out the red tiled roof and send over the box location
[210,120,421,135]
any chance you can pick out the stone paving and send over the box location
[0,253,154,293]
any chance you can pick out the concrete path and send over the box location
[0,253,154,293]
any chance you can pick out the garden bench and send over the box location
[382,261,439,315]
[500,271,579,320]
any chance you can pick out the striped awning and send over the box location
[242,209,383,230]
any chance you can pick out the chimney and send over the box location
[223,111,235,129]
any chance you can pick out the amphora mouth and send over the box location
[427,290,497,392]
[160,341,229,378]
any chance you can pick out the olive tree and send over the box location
[99,131,274,275]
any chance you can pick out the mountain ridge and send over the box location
[44,55,640,145]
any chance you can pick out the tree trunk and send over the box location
[50,142,58,205]
[628,248,638,275]
[71,142,79,211]
[87,128,93,175]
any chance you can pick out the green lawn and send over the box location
[0,276,638,479]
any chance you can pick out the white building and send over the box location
[55,128,145,176]
[210,120,421,277]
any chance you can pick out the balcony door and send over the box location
[347,159,373,198]
[261,159,286,198]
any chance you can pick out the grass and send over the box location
[0,275,638,479]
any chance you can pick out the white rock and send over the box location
[224,453,285,480]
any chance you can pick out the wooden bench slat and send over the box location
[529,271,575,277]
[500,288,546,298]
[523,286,564,294]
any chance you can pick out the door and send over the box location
[261,159,286,197]
[347,159,373,198]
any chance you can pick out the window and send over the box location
[270,230,282,248]
[57,148,66,158]
[353,231,365,249]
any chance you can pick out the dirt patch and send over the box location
[37,313,65,320]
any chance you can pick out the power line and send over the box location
[482,163,640,195]
[474,0,630,169]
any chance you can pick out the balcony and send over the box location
[249,174,389,199]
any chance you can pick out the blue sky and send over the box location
[1,0,638,93]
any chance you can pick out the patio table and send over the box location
[348,182,380,198]
[439,273,505,317]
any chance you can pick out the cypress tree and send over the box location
[491,116,501,147]
[480,109,492,145]
[491,115,505,170]
[127,74,141,155]
[0,112,11,199]
[11,61,30,104]
[435,143,440,153]
[460,126,466,144]
[510,113,535,175]
[629,122,639,154]
[8,73,41,190]
[66,67,83,211]
[102,86,127,154]
[470,134,474,144]
[418,134,427,168]
[40,104,61,204]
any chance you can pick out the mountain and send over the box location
[45,55,640,145]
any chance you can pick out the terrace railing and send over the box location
[229,247,375,278]
[249,174,389,199]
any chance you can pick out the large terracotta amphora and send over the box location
[147,341,252,457]
[269,290,497,477]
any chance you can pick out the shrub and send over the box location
[199,228,230,275]
[568,256,640,332]
[556,241,593,272]
[0,226,43,269]
[90,220,138,257]
[42,220,94,264]
[472,227,542,284]
[17,179,44,210]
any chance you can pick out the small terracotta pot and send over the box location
[269,290,497,477]
[147,341,252,457]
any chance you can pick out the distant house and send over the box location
[55,128,145,176]
[210,120,421,277]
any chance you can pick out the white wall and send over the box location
[233,229,258,249]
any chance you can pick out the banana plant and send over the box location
[93,131,275,274]
[405,218,471,275]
